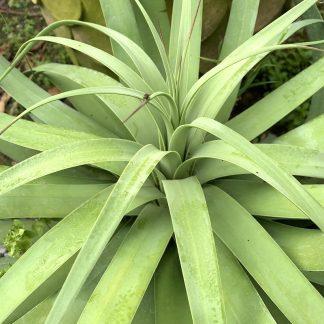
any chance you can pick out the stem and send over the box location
[123,94,151,123]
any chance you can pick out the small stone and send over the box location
[256,0,287,31]
[0,245,7,257]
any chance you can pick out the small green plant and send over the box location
[8,0,27,9]
[3,219,49,257]
[0,0,323,323]
[0,218,54,278]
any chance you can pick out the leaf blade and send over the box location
[79,205,172,323]
[174,117,324,231]
[45,145,170,324]
[0,184,162,322]
[205,185,324,324]
[163,177,225,323]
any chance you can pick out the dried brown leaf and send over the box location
[0,93,10,113]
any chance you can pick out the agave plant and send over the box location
[0,0,324,322]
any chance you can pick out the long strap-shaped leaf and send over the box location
[99,0,143,68]
[216,179,324,219]
[27,20,168,93]
[219,0,260,60]
[34,63,135,140]
[176,142,324,182]
[34,63,174,145]
[215,236,275,323]
[0,139,36,162]
[217,0,260,122]
[0,112,100,151]
[205,186,324,323]
[0,185,162,322]
[226,56,324,140]
[275,113,324,150]
[154,243,193,324]
[0,114,136,177]
[261,220,324,272]
[183,40,324,124]
[83,20,168,92]
[79,205,173,323]
[0,138,140,195]
[163,177,225,323]
[0,113,131,175]
[295,0,324,120]
[3,36,149,92]
[134,0,176,103]
[129,2,168,76]
[0,183,107,219]
[169,0,182,72]
[171,117,324,231]
[10,19,173,119]
[13,223,132,324]
[177,0,203,107]
[1,30,170,143]
[155,233,274,323]
[131,1,178,128]
[3,256,76,324]
[182,0,319,122]
[0,87,170,150]
[193,0,319,96]
[0,56,110,136]
[45,145,171,324]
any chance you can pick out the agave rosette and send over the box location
[0,0,324,322]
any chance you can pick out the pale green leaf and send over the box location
[13,223,131,324]
[261,220,324,271]
[0,112,100,152]
[133,0,170,74]
[34,63,134,140]
[0,183,107,219]
[45,20,168,92]
[4,257,76,324]
[0,138,140,196]
[226,56,324,140]
[295,0,324,120]
[177,0,203,106]
[163,177,225,323]
[0,185,161,322]
[79,205,172,323]
[99,0,143,67]
[0,86,168,148]
[219,0,260,60]
[176,142,324,182]
[172,117,324,230]
[183,0,319,122]
[205,186,324,323]
[154,242,192,324]
[216,179,324,219]
[10,36,149,92]
[215,236,275,323]
[0,140,36,162]
[45,145,171,324]
[275,113,324,150]
[134,0,176,103]
[0,56,110,136]
[217,0,260,122]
